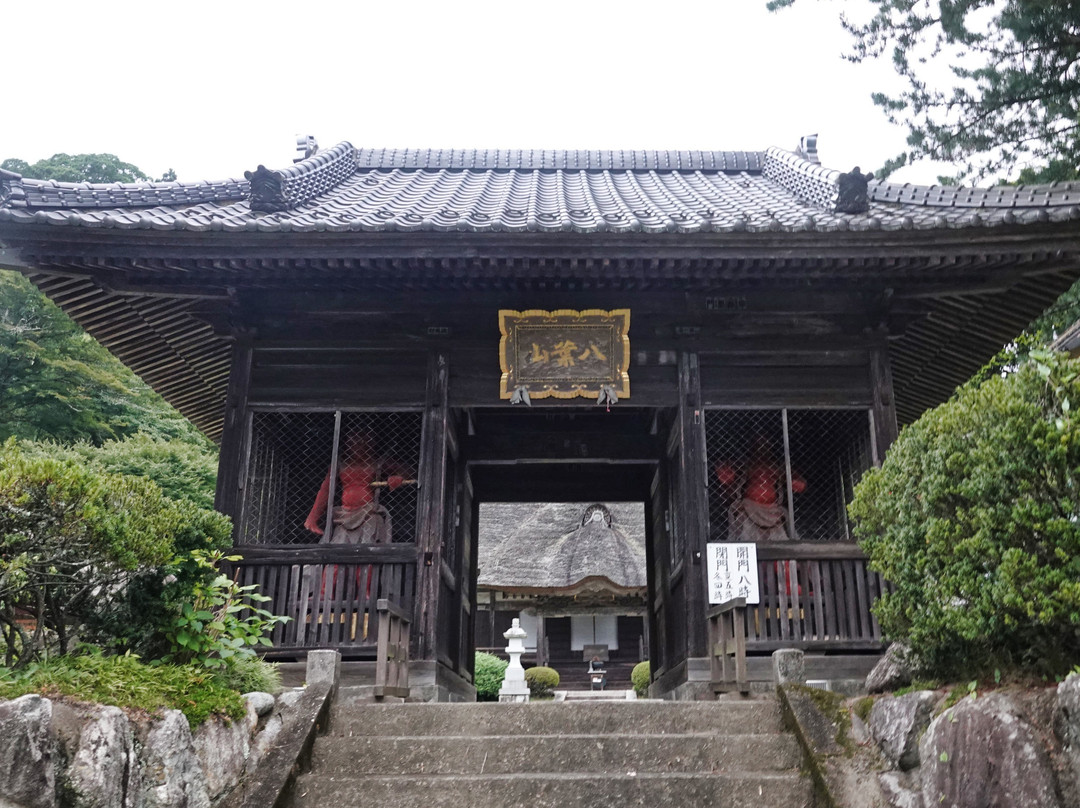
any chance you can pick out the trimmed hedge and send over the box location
[474,652,508,701]
[631,660,651,696]
[525,666,560,697]
[850,351,1080,678]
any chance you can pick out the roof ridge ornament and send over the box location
[295,135,319,163]
[836,167,874,214]
[0,168,22,208]
[796,134,819,165]
[246,141,355,213]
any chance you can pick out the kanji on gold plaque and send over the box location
[499,309,630,400]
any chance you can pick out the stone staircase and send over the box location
[290,694,815,807]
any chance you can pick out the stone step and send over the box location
[292,772,814,808]
[559,688,637,700]
[327,700,786,737]
[310,732,804,775]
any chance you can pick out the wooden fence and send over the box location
[227,545,415,654]
[745,542,885,651]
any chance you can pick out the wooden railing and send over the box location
[374,598,410,698]
[707,597,748,694]
[745,543,885,651]
[227,544,415,653]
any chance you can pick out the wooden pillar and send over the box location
[869,334,899,464]
[677,351,710,658]
[535,615,547,667]
[414,350,450,661]
[214,331,253,537]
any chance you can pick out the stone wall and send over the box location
[862,677,1080,808]
[0,689,302,808]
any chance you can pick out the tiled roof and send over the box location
[4,142,1080,236]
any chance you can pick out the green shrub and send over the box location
[0,651,244,728]
[474,651,508,701]
[212,653,282,695]
[850,350,1080,678]
[81,507,233,660]
[161,550,290,670]
[631,660,650,696]
[0,440,180,667]
[524,666,560,697]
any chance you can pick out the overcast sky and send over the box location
[2,0,952,185]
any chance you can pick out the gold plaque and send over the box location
[499,309,630,400]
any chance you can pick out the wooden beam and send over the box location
[414,350,451,661]
[870,334,899,461]
[216,333,253,533]
[678,352,710,659]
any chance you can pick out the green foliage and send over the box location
[972,275,1080,384]
[474,651,508,701]
[853,696,875,724]
[769,1,1080,181]
[161,550,289,670]
[79,506,233,659]
[524,665,560,697]
[48,434,217,510]
[0,438,233,666]
[1010,159,1080,186]
[850,351,1080,678]
[939,684,972,714]
[0,439,182,666]
[631,660,651,696]
[0,270,211,447]
[1,153,148,184]
[893,679,941,697]
[210,653,282,695]
[0,650,245,728]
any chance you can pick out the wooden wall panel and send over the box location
[248,348,428,406]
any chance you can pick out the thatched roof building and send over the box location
[479,503,646,596]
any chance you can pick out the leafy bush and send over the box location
[631,660,650,696]
[161,550,289,670]
[79,507,233,659]
[850,351,1080,678]
[69,433,218,509]
[474,651,508,701]
[524,665,560,697]
[0,440,180,666]
[18,434,217,510]
[0,650,244,728]
[211,653,282,695]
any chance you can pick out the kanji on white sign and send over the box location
[707,543,760,605]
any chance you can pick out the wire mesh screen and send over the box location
[240,410,422,545]
[706,409,873,543]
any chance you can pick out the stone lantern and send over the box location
[498,618,530,703]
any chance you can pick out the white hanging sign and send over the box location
[706,542,760,605]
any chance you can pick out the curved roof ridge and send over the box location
[353,146,764,172]
[0,171,250,209]
[870,177,1080,210]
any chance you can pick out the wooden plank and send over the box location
[231,544,416,564]
[870,572,885,640]
[854,559,872,641]
[842,560,860,640]
[810,561,826,641]
[869,337,899,460]
[755,542,865,561]
[764,560,780,642]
